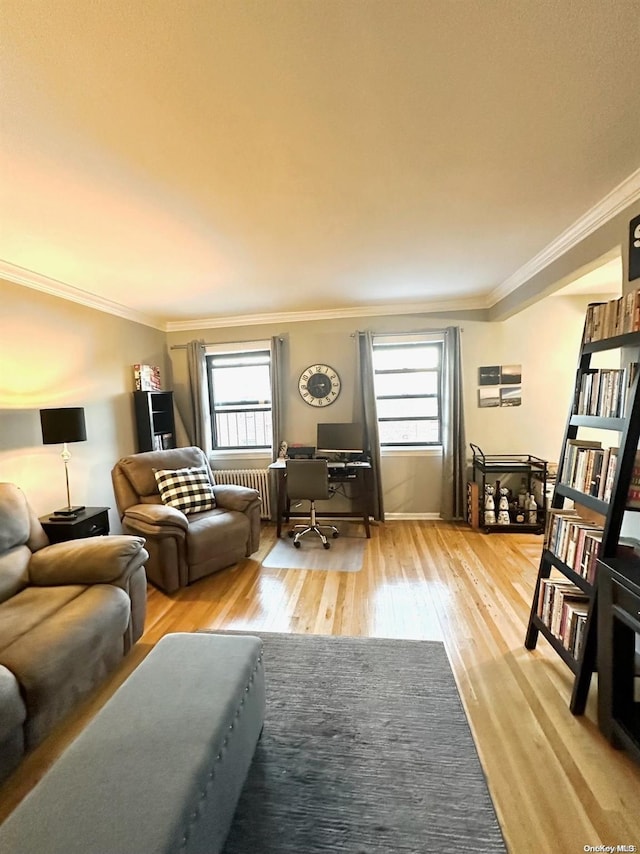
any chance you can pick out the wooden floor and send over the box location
[1,520,639,852]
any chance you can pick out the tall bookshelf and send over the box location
[133,390,176,453]
[524,300,640,715]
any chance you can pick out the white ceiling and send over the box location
[1,1,639,329]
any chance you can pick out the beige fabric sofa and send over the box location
[111,447,261,593]
[0,483,148,784]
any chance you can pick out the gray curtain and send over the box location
[357,331,384,521]
[270,335,286,461]
[269,335,286,521]
[186,339,212,453]
[440,326,466,520]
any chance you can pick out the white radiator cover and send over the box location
[213,469,271,519]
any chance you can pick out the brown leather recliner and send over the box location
[0,482,148,784]
[111,447,261,593]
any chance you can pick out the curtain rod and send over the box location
[351,327,462,337]
[170,337,284,350]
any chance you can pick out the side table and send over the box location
[597,556,640,765]
[40,507,110,544]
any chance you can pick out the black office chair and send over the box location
[285,459,339,549]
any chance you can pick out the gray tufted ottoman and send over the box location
[0,632,265,854]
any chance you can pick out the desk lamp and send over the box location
[40,407,87,516]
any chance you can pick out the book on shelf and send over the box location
[584,290,640,343]
[565,600,589,659]
[590,447,640,509]
[622,290,640,335]
[545,508,579,552]
[588,448,607,498]
[626,451,640,509]
[537,578,589,656]
[575,363,638,418]
[561,439,602,487]
[601,447,619,503]
[583,532,603,585]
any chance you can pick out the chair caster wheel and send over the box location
[293,540,301,549]
[332,531,339,538]
[323,542,330,550]
[288,530,294,538]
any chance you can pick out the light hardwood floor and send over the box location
[1,520,639,852]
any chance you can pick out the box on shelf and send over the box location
[133,364,162,391]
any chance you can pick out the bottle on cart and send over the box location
[518,479,528,508]
[497,488,511,525]
[527,493,537,524]
[484,485,496,525]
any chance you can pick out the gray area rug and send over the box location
[213,632,506,854]
[262,528,366,572]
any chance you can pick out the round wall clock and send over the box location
[298,364,341,407]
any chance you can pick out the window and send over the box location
[372,336,442,447]
[206,346,272,450]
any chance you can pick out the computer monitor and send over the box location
[316,422,365,457]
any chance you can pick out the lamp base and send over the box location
[53,505,85,517]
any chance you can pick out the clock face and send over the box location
[298,364,341,407]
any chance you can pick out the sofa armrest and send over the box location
[29,535,148,587]
[122,503,189,532]
[213,484,261,514]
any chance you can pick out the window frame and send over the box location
[205,342,272,452]
[372,335,443,449]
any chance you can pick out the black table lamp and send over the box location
[40,407,87,516]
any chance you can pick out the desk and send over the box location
[269,460,373,538]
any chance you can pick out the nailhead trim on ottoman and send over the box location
[0,632,265,854]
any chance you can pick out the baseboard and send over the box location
[383,512,442,520]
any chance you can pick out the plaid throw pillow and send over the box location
[154,466,217,515]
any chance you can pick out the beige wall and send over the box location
[0,286,621,524]
[1,203,635,522]
[0,278,167,531]
[167,296,599,516]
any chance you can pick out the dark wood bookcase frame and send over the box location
[133,390,177,453]
[525,320,640,715]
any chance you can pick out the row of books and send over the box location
[584,289,640,343]
[574,365,637,418]
[537,578,588,659]
[545,509,603,584]
[152,432,174,451]
[560,440,618,501]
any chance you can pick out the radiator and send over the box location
[213,469,271,519]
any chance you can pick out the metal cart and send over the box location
[470,443,548,533]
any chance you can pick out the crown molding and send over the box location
[164,295,488,332]
[5,168,638,330]
[487,167,640,306]
[0,261,165,330]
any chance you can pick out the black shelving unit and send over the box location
[597,556,640,764]
[524,315,640,715]
[470,444,548,533]
[133,390,176,453]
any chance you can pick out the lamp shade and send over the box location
[40,408,87,445]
